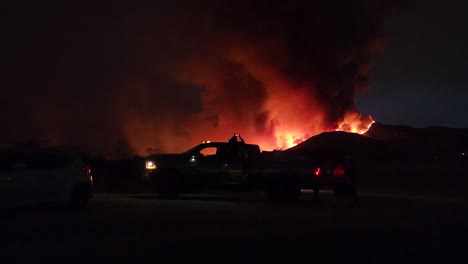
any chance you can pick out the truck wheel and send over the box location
[266,178,301,202]
[68,184,92,209]
[153,169,181,199]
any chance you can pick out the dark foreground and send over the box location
[1,190,467,263]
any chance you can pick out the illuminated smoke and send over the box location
[3,0,404,157]
[123,0,399,153]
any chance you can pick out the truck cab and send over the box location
[144,141,262,197]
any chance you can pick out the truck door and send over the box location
[0,152,38,205]
[222,144,248,183]
[193,146,223,186]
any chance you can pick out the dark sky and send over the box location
[3,0,467,156]
[357,0,468,128]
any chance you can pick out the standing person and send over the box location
[332,161,348,205]
[312,159,339,203]
[227,133,249,179]
[227,133,245,159]
[344,155,359,207]
[332,155,359,207]
[228,133,244,144]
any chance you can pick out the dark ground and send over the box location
[1,190,467,263]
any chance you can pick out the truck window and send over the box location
[200,147,217,157]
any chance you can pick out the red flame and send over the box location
[335,111,375,135]
[254,110,374,151]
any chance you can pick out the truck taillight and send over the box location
[81,165,91,174]
[314,167,321,176]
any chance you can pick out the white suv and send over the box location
[0,150,94,208]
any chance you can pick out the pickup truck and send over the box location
[143,141,321,201]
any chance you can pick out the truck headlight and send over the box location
[146,160,157,170]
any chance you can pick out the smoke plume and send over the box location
[3,0,403,157]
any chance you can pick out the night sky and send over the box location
[3,0,467,156]
[357,0,468,128]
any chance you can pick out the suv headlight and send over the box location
[146,160,157,170]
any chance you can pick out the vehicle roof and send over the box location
[0,148,80,159]
[201,142,259,147]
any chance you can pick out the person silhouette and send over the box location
[332,155,359,207]
[227,133,248,179]
[228,133,245,144]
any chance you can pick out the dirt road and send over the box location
[1,190,467,263]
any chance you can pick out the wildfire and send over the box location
[124,30,378,155]
[335,111,375,135]
[274,132,306,150]
[258,111,375,151]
